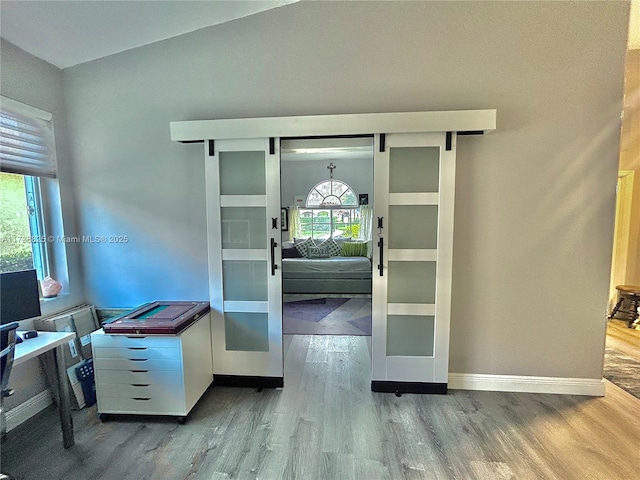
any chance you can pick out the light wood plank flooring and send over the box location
[606,318,640,361]
[2,335,640,480]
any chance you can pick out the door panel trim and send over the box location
[387,249,437,262]
[387,303,436,316]
[223,301,269,313]
[222,250,267,260]
[220,195,267,207]
[389,192,439,205]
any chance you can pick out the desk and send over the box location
[14,331,76,448]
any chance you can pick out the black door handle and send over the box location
[378,237,384,276]
[270,238,278,276]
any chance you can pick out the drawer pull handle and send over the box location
[132,398,151,401]
[127,336,146,339]
[130,370,149,373]
[127,347,147,350]
[131,384,150,387]
[128,358,148,362]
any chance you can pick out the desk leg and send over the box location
[54,345,74,448]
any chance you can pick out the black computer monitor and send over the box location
[0,269,42,324]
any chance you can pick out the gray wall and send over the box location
[0,39,85,407]
[61,1,628,379]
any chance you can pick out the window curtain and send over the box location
[358,205,373,257]
[0,96,57,178]
[288,207,300,242]
[358,205,373,242]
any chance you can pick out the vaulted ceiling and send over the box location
[0,0,298,69]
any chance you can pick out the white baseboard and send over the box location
[448,373,605,396]
[5,389,54,432]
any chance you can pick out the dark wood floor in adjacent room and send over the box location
[2,334,640,480]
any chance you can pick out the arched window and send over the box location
[305,179,358,207]
[295,179,361,239]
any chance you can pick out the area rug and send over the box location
[347,315,372,336]
[603,346,640,399]
[283,297,372,336]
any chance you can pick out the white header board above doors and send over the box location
[170,110,496,142]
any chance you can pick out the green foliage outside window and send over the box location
[0,172,34,273]
[297,208,360,239]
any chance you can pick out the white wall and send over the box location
[0,38,85,407]
[62,1,628,379]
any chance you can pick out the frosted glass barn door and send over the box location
[372,133,455,392]
[205,138,283,381]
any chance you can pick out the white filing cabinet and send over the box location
[91,313,213,422]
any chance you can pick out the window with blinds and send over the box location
[0,96,57,178]
[0,97,57,279]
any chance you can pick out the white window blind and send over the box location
[0,96,57,178]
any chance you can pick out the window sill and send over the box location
[41,293,69,303]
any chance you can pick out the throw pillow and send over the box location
[295,237,316,258]
[341,241,368,257]
[282,247,301,258]
[317,237,342,257]
[307,246,330,258]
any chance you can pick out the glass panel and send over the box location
[219,151,266,195]
[389,147,440,193]
[314,211,331,238]
[323,195,341,206]
[332,181,348,197]
[222,260,268,301]
[221,207,266,249]
[341,190,357,205]
[388,205,438,249]
[317,182,332,197]
[224,312,269,351]
[387,315,435,356]
[387,261,436,304]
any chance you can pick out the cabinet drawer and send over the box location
[93,346,180,361]
[93,357,181,371]
[95,369,183,386]
[91,332,180,349]
[96,382,185,400]
[97,395,185,415]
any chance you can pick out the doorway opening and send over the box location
[604,170,640,399]
[604,38,640,398]
[279,136,374,352]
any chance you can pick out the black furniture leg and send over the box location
[608,298,624,319]
[627,297,639,329]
